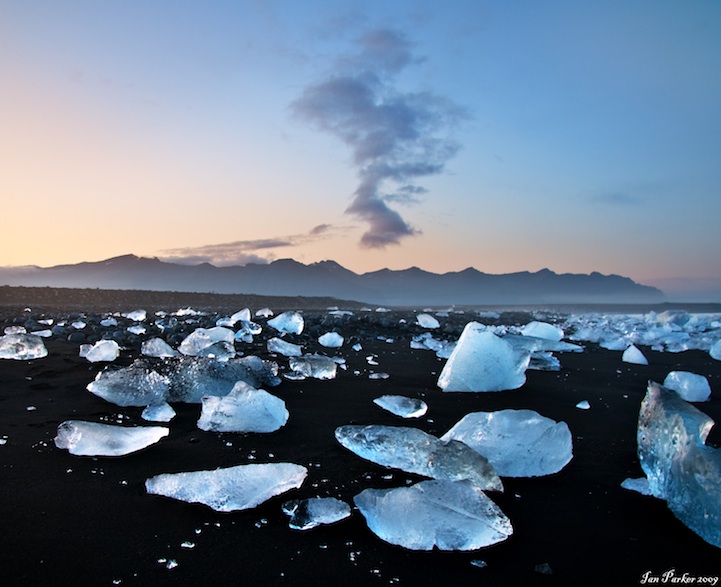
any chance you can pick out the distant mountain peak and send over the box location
[0,255,665,305]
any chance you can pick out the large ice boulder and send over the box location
[663,371,712,402]
[335,424,502,491]
[145,463,308,512]
[441,409,573,477]
[197,381,289,433]
[54,421,168,456]
[637,381,721,548]
[437,323,530,392]
[354,479,512,551]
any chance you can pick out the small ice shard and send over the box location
[268,311,304,335]
[197,381,288,433]
[441,409,573,478]
[178,327,235,358]
[256,307,274,318]
[282,497,352,530]
[416,314,440,329]
[101,317,118,327]
[71,321,86,330]
[411,332,443,351]
[711,340,721,361]
[267,337,303,357]
[369,372,389,380]
[216,309,251,327]
[88,361,171,406]
[85,340,121,363]
[54,420,168,456]
[576,400,591,410]
[122,309,147,322]
[289,354,340,380]
[141,337,179,358]
[335,424,502,491]
[622,344,648,365]
[142,402,176,423]
[621,476,652,496]
[167,356,280,403]
[437,324,530,392]
[662,371,711,402]
[373,395,428,418]
[318,332,344,348]
[145,463,308,512]
[30,329,52,338]
[354,479,512,551]
[127,325,146,335]
[528,351,561,371]
[501,334,582,353]
[637,381,721,548]
[0,333,48,360]
[234,320,262,343]
[520,321,563,341]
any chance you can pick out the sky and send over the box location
[2,0,720,300]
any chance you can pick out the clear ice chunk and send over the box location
[354,479,512,551]
[520,321,563,341]
[623,344,648,365]
[637,381,721,548]
[282,497,352,530]
[87,361,170,406]
[416,314,440,329]
[267,337,303,357]
[335,424,502,491]
[441,409,573,478]
[373,395,428,418]
[267,311,304,335]
[142,402,176,422]
[318,332,344,348]
[197,381,288,433]
[289,354,340,380]
[178,327,235,358]
[145,463,308,512]
[141,337,179,358]
[663,371,712,402]
[528,351,561,371]
[85,340,121,363]
[621,476,652,495]
[122,309,147,322]
[0,333,48,360]
[54,420,168,456]
[437,323,529,392]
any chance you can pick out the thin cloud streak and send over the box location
[159,225,341,267]
[292,29,466,248]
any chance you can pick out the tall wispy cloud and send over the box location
[292,29,465,248]
[159,224,338,266]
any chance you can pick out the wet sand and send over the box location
[1,291,720,586]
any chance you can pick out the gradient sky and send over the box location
[2,1,720,299]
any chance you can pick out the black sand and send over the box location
[1,291,720,586]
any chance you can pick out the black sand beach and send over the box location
[1,289,720,586]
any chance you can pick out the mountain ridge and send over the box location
[0,254,665,306]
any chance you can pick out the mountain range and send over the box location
[0,255,664,306]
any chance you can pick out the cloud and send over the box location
[292,29,466,248]
[158,226,339,266]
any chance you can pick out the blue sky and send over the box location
[1,0,720,300]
